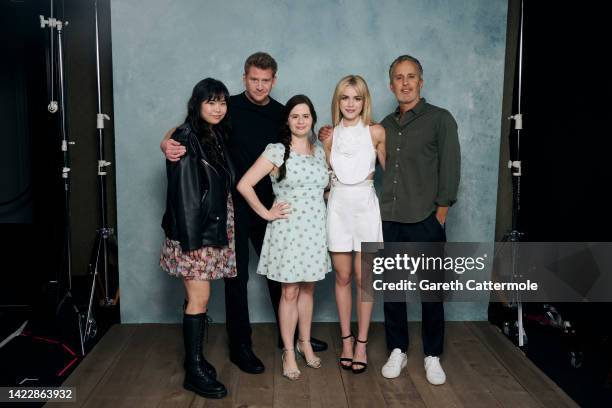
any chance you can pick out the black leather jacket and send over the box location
[161,123,235,251]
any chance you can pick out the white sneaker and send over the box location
[381,348,407,379]
[424,356,446,385]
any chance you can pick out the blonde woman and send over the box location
[322,75,385,374]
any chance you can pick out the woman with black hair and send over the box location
[237,95,331,380]
[160,78,235,399]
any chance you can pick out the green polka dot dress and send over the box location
[257,143,332,283]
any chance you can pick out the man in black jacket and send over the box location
[161,52,327,374]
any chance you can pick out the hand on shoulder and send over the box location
[318,125,333,145]
[161,126,186,162]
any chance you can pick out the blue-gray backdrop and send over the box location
[111,0,508,323]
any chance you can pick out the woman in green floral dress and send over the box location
[237,95,331,380]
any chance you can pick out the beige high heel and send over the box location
[296,339,322,369]
[281,349,301,380]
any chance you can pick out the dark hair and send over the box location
[185,78,231,161]
[277,95,317,182]
[388,54,424,81]
[244,52,278,76]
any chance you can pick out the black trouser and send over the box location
[225,195,281,348]
[382,213,446,357]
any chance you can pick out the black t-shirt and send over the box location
[228,92,284,205]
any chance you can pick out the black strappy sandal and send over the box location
[338,333,354,370]
[351,338,368,374]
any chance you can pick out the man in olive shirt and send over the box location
[379,55,460,385]
[321,55,460,383]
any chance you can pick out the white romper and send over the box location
[327,120,383,252]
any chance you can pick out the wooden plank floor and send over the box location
[47,322,577,408]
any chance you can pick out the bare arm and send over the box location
[371,124,386,170]
[320,126,333,197]
[236,156,290,221]
[160,127,186,162]
[320,132,333,200]
[322,129,333,166]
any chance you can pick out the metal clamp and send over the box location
[508,160,522,176]
[97,113,111,129]
[40,15,67,30]
[508,113,523,130]
[97,160,112,176]
[98,228,115,238]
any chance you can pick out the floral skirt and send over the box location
[160,194,237,280]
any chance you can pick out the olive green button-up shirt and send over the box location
[380,98,461,224]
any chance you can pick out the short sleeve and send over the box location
[262,143,285,167]
[315,144,325,159]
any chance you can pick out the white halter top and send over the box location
[330,120,376,185]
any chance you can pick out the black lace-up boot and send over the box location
[183,313,226,399]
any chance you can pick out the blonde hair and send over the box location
[331,75,372,127]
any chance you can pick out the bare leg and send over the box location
[280,283,300,373]
[183,279,210,314]
[333,252,354,367]
[297,282,319,364]
[354,252,372,367]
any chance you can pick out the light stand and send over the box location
[81,0,118,350]
[41,0,118,356]
[501,0,582,365]
[40,3,84,354]
[93,0,114,308]
[505,0,526,347]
